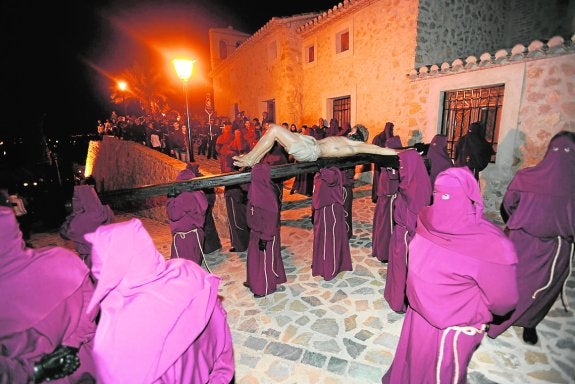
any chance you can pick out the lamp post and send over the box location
[117,81,127,116]
[172,58,196,162]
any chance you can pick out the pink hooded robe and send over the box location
[383,149,432,313]
[383,167,518,384]
[488,131,575,338]
[0,206,97,383]
[312,167,353,281]
[85,219,234,383]
[166,165,209,265]
[60,184,114,269]
[246,163,287,296]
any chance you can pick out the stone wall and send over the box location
[416,0,508,66]
[85,136,230,242]
[416,0,574,67]
[404,42,575,220]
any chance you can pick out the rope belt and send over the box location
[437,324,487,384]
[172,228,212,273]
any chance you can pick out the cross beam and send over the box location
[99,154,399,204]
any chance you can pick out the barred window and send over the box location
[333,96,351,128]
[440,85,504,161]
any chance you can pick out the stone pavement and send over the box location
[29,158,574,384]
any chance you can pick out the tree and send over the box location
[111,62,176,118]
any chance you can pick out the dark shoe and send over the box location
[243,282,250,288]
[522,327,538,345]
[253,293,266,298]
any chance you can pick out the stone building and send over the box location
[208,0,575,218]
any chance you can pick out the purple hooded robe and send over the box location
[326,118,339,137]
[426,134,454,188]
[166,165,209,265]
[383,167,518,384]
[371,136,404,263]
[60,185,114,268]
[0,206,97,383]
[371,122,398,203]
[291,129,316,197]
[85,219,234,383]
[224,185,250,252]
[384,149,432,313]
[488,131,575,338]
[372,165,400,263]
[187,163,222,254]
[454,122,494,180]
[312,167,353,281]
[342,166,355,239]
[246,163,287,296]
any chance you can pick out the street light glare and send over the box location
[117,81,127,91]
[172,59,195,81]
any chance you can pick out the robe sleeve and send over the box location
[502,185,521,220]
[476,260,518,316]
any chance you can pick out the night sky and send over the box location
[1,0,337,137]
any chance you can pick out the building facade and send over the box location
[208,0,575,217]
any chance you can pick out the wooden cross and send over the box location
[99,154,399,204]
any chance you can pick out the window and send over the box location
[441,85,504,161]
[219,40,228,59]
[332,96,351,128]
[306,45,315,63]
[336,30,349,54]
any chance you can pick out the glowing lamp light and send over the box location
[171,58,196,162]
[172,59,195,82]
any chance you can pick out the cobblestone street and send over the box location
[30,158,575,384]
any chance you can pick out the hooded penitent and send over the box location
[488,131,575,338]
[166,164,209,265]
[183,162,222,253]
[371,125,403,262]
[312,167,353,281]
[454,122,494,178]
[371,122,401,203]
[0,206,97,382]
[426,134,453,188]
[383,167,518,384]
[60,184,114,267]
[246,163,286,296]
[85,218,234,383]
[383,149,432,313]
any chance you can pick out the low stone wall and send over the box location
[86,136,230,242]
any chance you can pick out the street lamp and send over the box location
[117,80,127,116]
[172,58,196,162]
